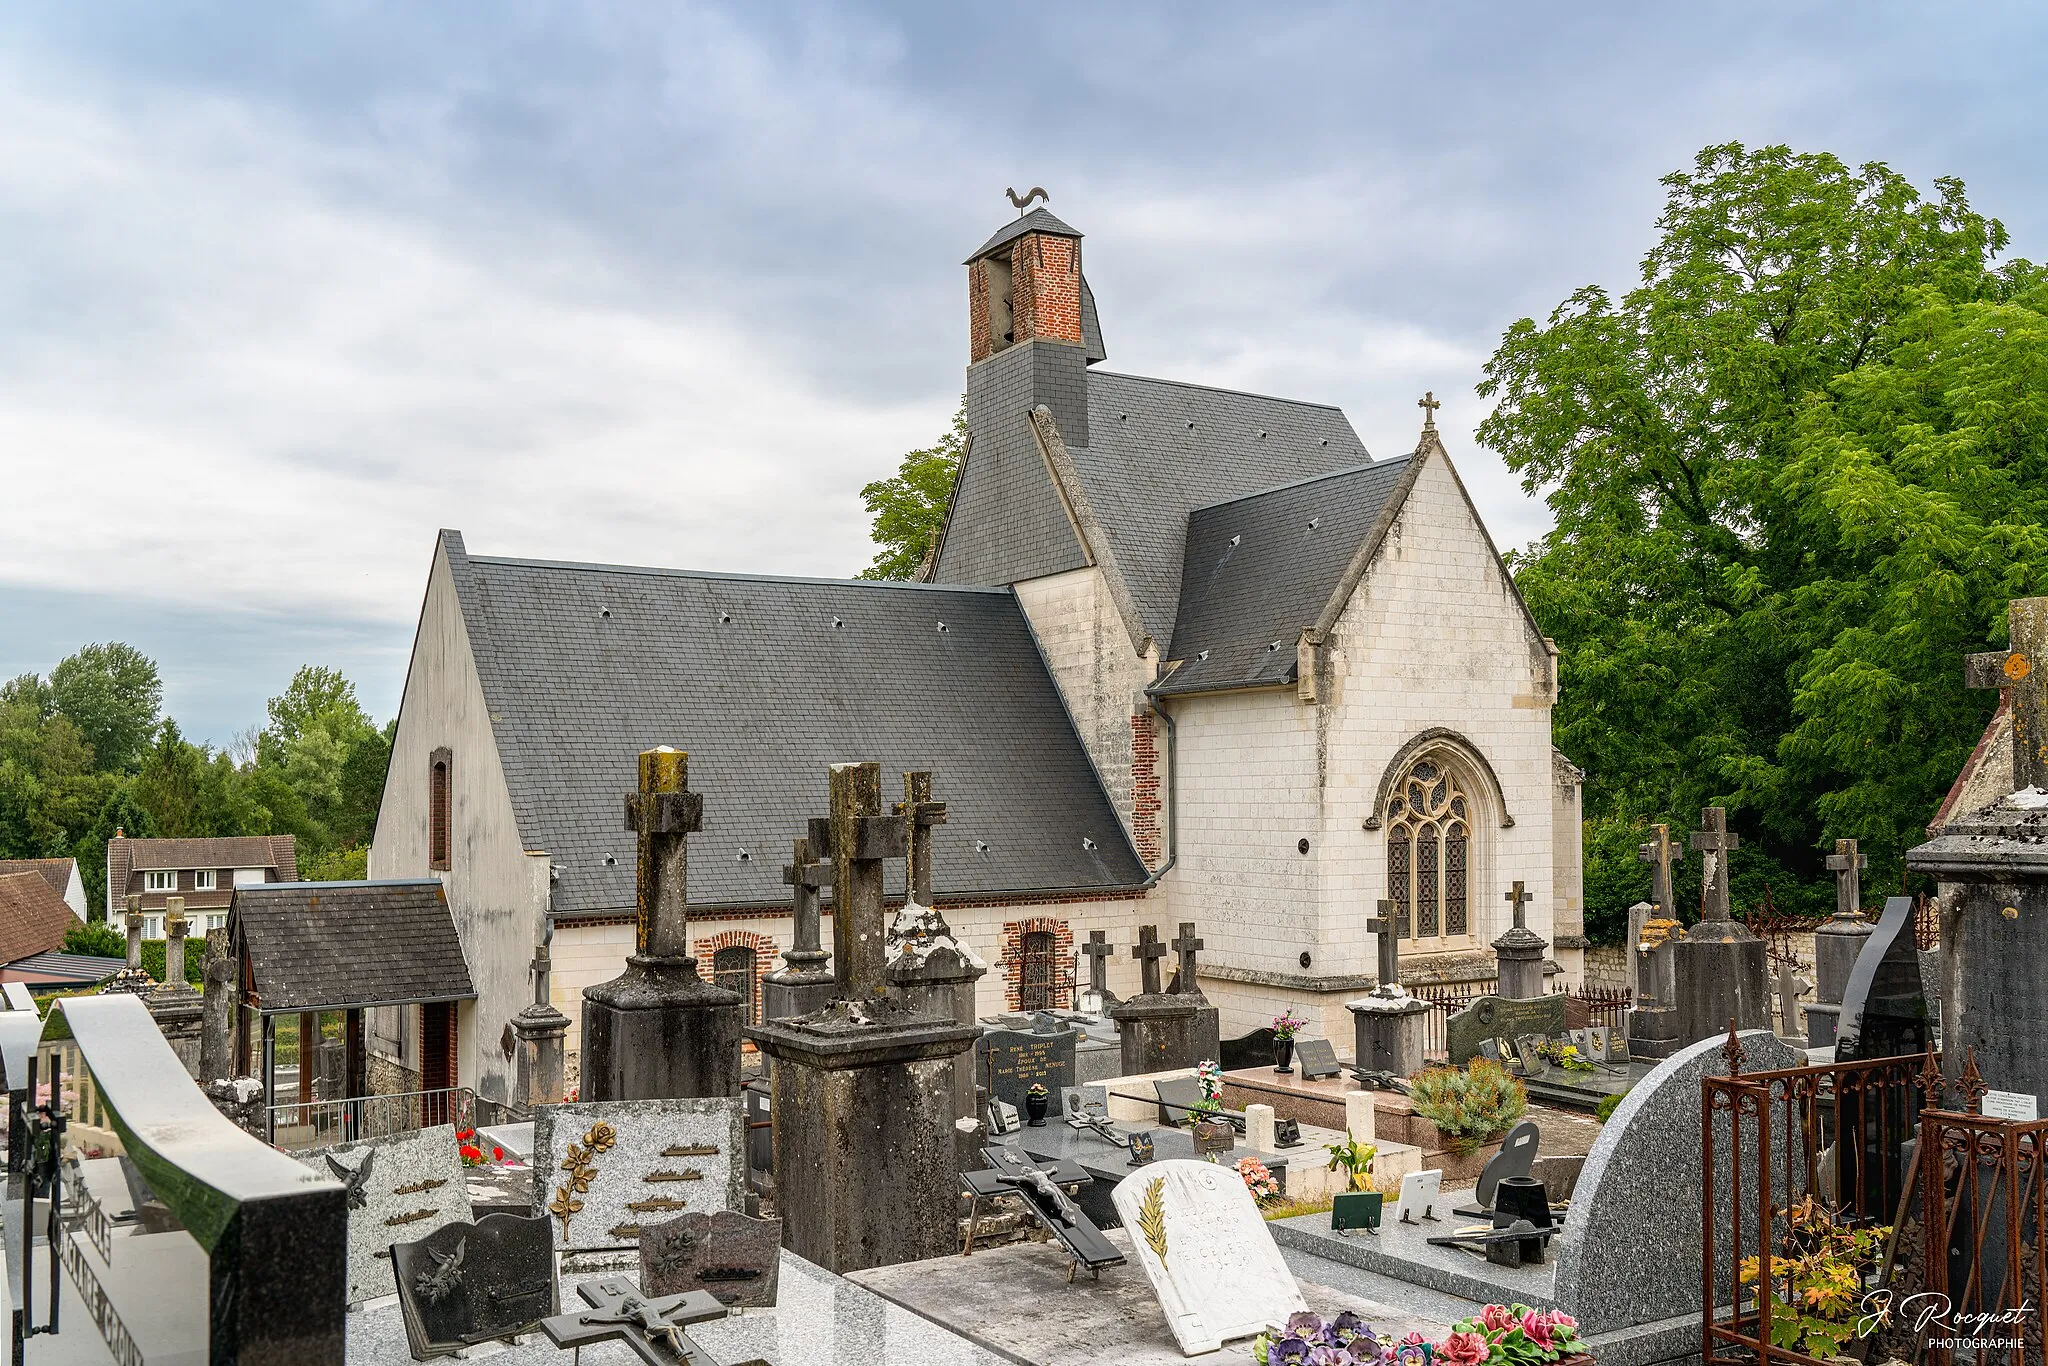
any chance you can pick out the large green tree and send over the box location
[1478,143,2041,940]
[48,643,162,772]
[858,402,966,580]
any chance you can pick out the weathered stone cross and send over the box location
[1690,806,1740,923]
[1504,881,1533,931]
[1366,898,1402,993]
[1081,931,1115,997]
[1637,823,1680,920]
[1169,922,1203,995]
[1418,391,1440,432]
[1966,596,2048,792]
[1826,838,1866,921]
[124,893,144,971]
[540,1276,736,1365]
[779,835,831,976]
[816,761,909,997]
[623,747,704,959]
[1132,925,1167,996]
[893,770,949,904]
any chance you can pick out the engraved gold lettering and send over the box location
[661,1144,719,1157]
[642,1169,704,1183]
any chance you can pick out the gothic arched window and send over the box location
[1385,758,1472,947]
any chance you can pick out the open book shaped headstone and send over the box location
[1294,1037,1342,1080]
[1111,1159,1306,1354]
[391,1212,555,1359]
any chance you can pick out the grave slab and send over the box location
[297,1123,473,1304]
[530,1097,745,1252]
[1111,1158,1306,1354]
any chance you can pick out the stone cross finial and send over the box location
[1081,931,1115,997]
[1418,391,1440,433]
[1366,899,1401,992]
[623,747,703,960]
[1169,923,1204,995]
[824,761,908,998]
[1965,596,2048,792]
[1637,823,1681,920]
[1132,926,1167,996]
[894,771,949,905]
[1504,881,1532,931]
[1690,807,1740,922]
[124,893,144,970]
[781,835,830,970]
[163,896,190,986]
[1826,838,1867,921]
[530,935,553,1009]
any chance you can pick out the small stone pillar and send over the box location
[1626,918,1687,1060]
[511,939,570,1113]
[1108,925,1200,1073]
[1344,1090,1377,1145]
[198,929,236,1083]
[1808,838,1874,1047]
[145,897,204,1074]
[1671,808,1770,1041]
[1348,993,1431,1077]
[1244,1103,1277,1154]
[581,748,745,1101]
[746,761,978,1273]
[1492,882,1548,1000]
[762,836,835,1021]
[103,894,155,994]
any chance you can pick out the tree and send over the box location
[857,402,966,580]
[134,720,207,838]
[259,665,370,767]
[1478,142,2033,934]
[49,643,162,771]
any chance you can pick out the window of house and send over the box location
[711,946,758,1023]
[1384,758,1474,949]
[429,748,452,871]
[1018,929,1059,1010]
[193,870,217,891]
[144,915,162,939]
[143,870,177,893]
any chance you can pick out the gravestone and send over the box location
[1808,839,1876,1049]
[103,893,155,994]
[976,1026,1078,1116]
[1348,900,1432,1075]
[762,834,835,1021]
[1628,916,1687,1060]
[1493,882,1548,999]
[639,1209,783,1307]
[297,1123,473,1303]
[1293,1037,1342,1081]
[1637,825,1682,921]
[1165,923,1222,1062]
[510,934,571,1113]
[1079,930,1119,1012]
[582,748,746,1100]
[390,1212,556,1358]
[885,771,988,1127]
[1108,925,1200,1074]
[1217,1026,1278,1072]
[530,1097,745,1252]
[1445,994,1567,1065]
[197,928,235,1085]
[1672,808,1771,1042]
[1111,1158,1308,1355]
[145,897,204,1073]
[1550,1029,1800,1334]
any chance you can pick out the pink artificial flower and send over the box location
[1401,1332,1427,1347]
[1519,1312,1555,1350]
[1547,1312,1577,1332]
[1480,1304,1516,1334]
[1438,1331,1491,1366]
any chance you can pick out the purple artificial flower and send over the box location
[1269,1336,1315,1366]
[1287,1312,1328,1339]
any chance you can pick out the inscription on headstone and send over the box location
[976,1027,1078,1115]
[1445,994,1567,1065]
[531,1098,746,1251]
[1293,1038,1341,1080]
[639,1210,783,1308]
[297,1123,473,1304]
[1110,1159,1307,1354]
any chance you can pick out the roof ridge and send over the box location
[1089,369,1350,414]
[247,878,444,891]
[467,556,1015,595]
[1184,456,1404,513]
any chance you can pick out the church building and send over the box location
[369,202,1586,1108]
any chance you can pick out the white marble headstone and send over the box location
[531,1098,745,1252]
[297,1123,472,1304]
[1110,1158,1306,1355]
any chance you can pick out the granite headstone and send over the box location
[1218,1027,1278,1071]
[639,1210,783,1308]
[1446,994,1567,1065]
[530,1098,746,1251]
[390,1212,555,1359]
[1293,1038,1342,1080]
[1834,896,1932,1219]
[297,1123,472,1304]
[977,1027,1079,1116]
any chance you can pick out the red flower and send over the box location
[1519,1312,1555,1350]
[492,1146,505,1161]
[1438,1332,1491,1366]
[1480,1305,1516,1334]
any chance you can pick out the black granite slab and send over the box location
[392,1212,558,1359]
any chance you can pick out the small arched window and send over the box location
[712,945,759,1023]
[429,748,452,871]
[1018,929,1058,1011]
[1385,758,1472,947]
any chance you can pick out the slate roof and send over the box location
[2,952,121,986]
[233,880,475,1013]
[967,207,1081,263]
[444,536,1148,919]
[0,873,78,966]
[0,859,73,902]
[1157,458,1413,696]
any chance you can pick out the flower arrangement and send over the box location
[1324,1136,1378,1192]
[1448,1304,1586,1365]
[1272,1010,1309,1042]
[1237,1156,1280,1203]
[1533,1039,1595,1075]
[1188,1059,1225,1121]
[1407,1058,1528,1155]
[1253,1306,1586,1366]
[455,1126,506,1169]
[1026,1083,1049,1099]
[1252,1312,1434,1366]
[1737,1196,1890,1358]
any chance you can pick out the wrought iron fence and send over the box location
[265,1085,475,1151]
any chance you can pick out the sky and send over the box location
[2,2,2044,745]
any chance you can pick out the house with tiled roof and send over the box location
[370,201,1585,1111]
[0,858,84,921]
[0,872,84,973]
[105,834,297,939]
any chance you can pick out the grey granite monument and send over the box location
[746,761,979,1273]
[1670,807,1770,1042]
[1491,881,1547,1000]
[581,747,746,1102]
[1347,901,1431,1076]
[1108,926,1201,1074]
[762,835,834,1021]
[1806,837,1874,1048]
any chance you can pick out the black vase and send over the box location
[1274,1038,1295,1074]
[1025,1093,1049,1127]
[1493,1175,1552,1262]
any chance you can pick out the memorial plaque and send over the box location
[639,1210,783,1308]
[1293,1038,1341,1080]
[530,1098,745,1251]
[297,1123,472,1303]
[1111,1159,1307,1354]
[976,1027,1078,1116]
[1272,1119,1302,1149]
[1330,1191,1382,1234]
[390,1213,556,1359]
[1127,1132,1156,1166]
[1983,1090,2040,1123]
[1445,994,1567,1065]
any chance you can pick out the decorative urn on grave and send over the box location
[1273,1009,1306,1074]
[1024,1083,1050,1127]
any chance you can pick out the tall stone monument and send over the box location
[581,747,745,1100]
[747,761,979,1273]
[1805,838,1874,1048]
[102,893,155,995]
[145,896,204,1073]
[1671,807,1770,1042]
[1626,824,1689,1058]
[1492,881,1548,999]
[1108,925,1200,1073]
[1165,922,1220,1062]
[510,932,570,1112]
[1910,596,2048,1101]
[884,771,988,1124]
[762,834,835,1021]
[198,928,236,1084]
[1347,901,1431,1076]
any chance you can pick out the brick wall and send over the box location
[1132,711,1163,865]
[692,928,779,1023]
[998,916,1075,1010]
[1010,233,1082,347]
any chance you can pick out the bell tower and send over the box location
[967,205,1085,363]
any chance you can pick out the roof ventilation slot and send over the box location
[1308,517,1321,529]
[1256,429,1267,439]
[603,855,617,867]
[718,611,731,624]
[936,621,949,633]
[599,608,612,619]
[1228,535,1241,547]
[830,617,844,629]
[1197,650,1210,662]
[974,840,991,854]
[737,850,751,862]
[1082,837,1097,851]
[1268,641,1283,652]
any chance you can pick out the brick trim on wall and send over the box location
[692,929,778,1024]
[999,916,1075,1011]
[1131,710,1163,866]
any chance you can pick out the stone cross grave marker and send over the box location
[894,770,948,904]
[541,1277,757,1366]
[296,1123,473,1303]
[1168,923,1204,995]
[532,1098,745,1252]
[625,746,704,959]
[763,834,834,1020]
[1966,596,2048,791]
[977,1026,1078,1116]
[390,1211,555,1358]
[1133,925,1167,996]
[1505,880,1532,930]
[1111,1158,1307,1355]
[1638,824,1681,920]
[1367,899,1402,994]
[1691,807,1740,921]
[198,928,234,1082]
[1081,931,1116,1006]
[812,761,908,996]
[1827,838,1867,919]
[640,1209,783,1308]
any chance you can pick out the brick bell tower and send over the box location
[963,192,1103,447]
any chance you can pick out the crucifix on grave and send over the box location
[1491,881,1548,999]
[105,893,154,994]
[1366,900,1403,997]
[816,761,909,999]
[1132,925,1167,996]
[1167,921,1220,1060]
[1080,931,1118,1010]
[1691,807,1740,924]
[581,747,745,1101]
[1109,925,1201,1074]
[1967,596,2048,793]
[762,834,835,1020]
[1351,898,1433,1075]
[1168,923,1204,997]
[1638,823,1681,921]
[541,1277,758,1366]
[895,770,948,906]
[881,770,985,1124]
[1668,806,1769,1040]
[509,923,571,1112]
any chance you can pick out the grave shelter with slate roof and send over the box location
[368,197,1588,1111]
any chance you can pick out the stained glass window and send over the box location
[1385,757,1475,946]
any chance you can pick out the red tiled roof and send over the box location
[0,873,80,966]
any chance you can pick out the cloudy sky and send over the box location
[2,3,2043,744]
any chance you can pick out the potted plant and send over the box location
[1187,1060,1234,1155]
[1253,1312,1437,1366]
[1736,1195,1891,1359]
[1271,1010,1308,1074]
[1024,1083,1050,1127]
[1324,1136,1378,1192]
[1407,1058,1528,1168]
